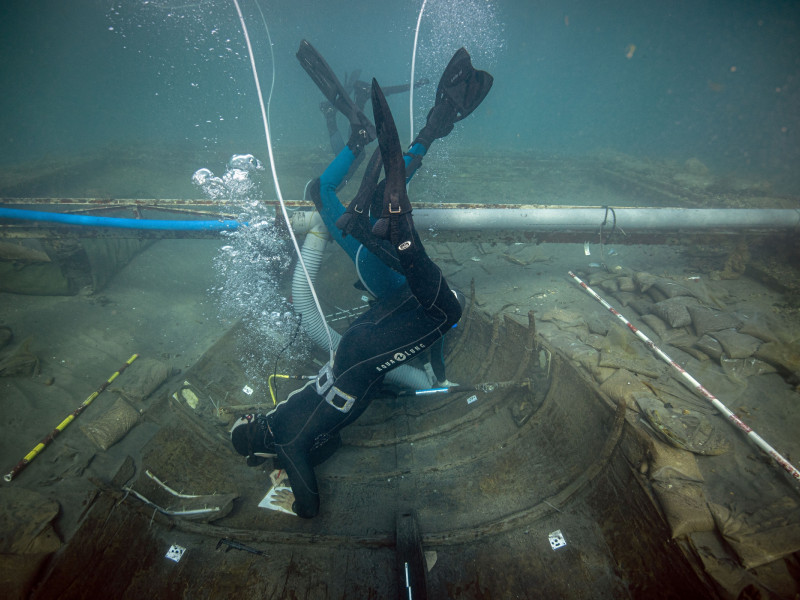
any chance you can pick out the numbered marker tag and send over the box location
[549,530,566,550]
[166,544,186,562]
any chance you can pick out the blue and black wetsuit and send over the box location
[314,142,450,381]
[233,46,492,518]
[232,143,461,518]
[270,223,461,516]
[315,142,427,298]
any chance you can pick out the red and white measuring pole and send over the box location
[568,271,800,486]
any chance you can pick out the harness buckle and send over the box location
[316,362,356,412]
[315,362,334,396]
[325,386,356,413]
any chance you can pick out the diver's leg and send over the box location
[332,277,460,426]
[395,224,461,319]
[310,148,363,261]
[336,142,431,281]
[354,245,405,298]
[403,142,428,181]
[310,146,405,299]
[333,148,407,284]
[370,79,462,319]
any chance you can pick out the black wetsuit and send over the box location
[268,224,461,517]
[236,47,492,516]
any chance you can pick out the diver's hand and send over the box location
[271,486,296,514]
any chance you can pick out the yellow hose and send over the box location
[268,373,289,405]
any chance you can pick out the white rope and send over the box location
[231,0,334,363]
[252,0,275,126]
[409,0,428,146]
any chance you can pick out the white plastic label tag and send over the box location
[549,530,567,550]
[166,544,186,562]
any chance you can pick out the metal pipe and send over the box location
[411,207,800,232]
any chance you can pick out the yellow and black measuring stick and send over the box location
[4,353,139,483]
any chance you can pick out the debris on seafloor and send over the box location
[123,468,238,523]
[111,357,171,402]
[634,393,730,456]
[0,337,39,377]
[81,397,140,451]
[551,266,800,591]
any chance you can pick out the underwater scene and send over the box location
[0,0,799,598]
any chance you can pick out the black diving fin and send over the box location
[437,47,493,122]
[335,146,383,236]
[372,79,409,217]
[371,78,416,246]
[296,40,376,144]
[413,48,493,148]
[383,77,431,97]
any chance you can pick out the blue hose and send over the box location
[0,207,242,231]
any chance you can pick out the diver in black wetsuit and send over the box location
[231,47,493,518]
[308,48,462,386]
[301,41,490,387]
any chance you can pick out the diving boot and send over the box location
[346,114,375,156]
